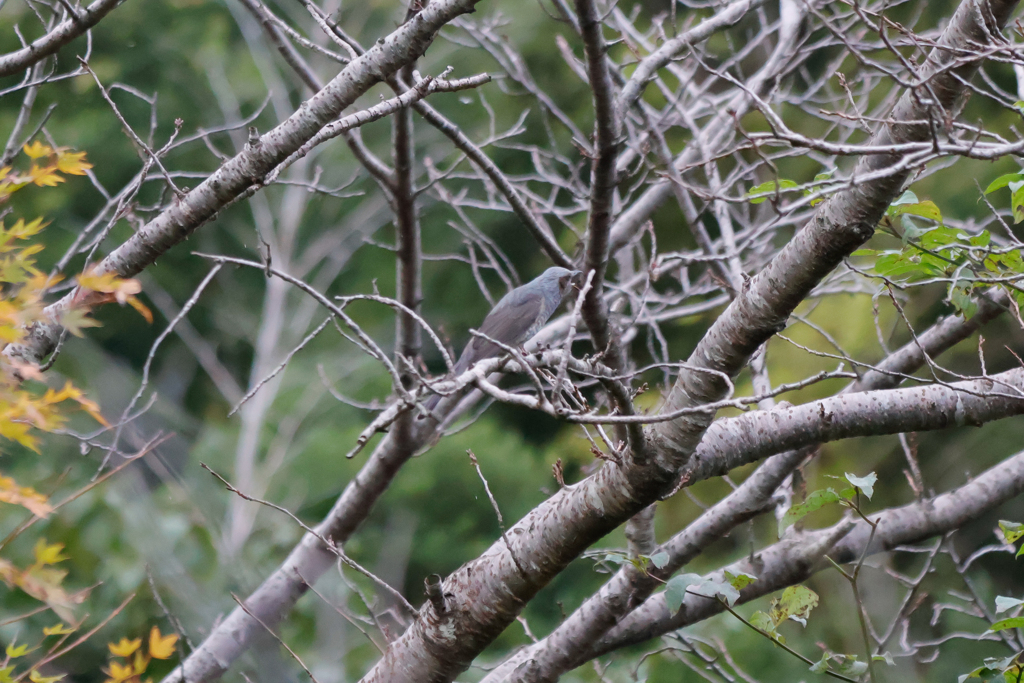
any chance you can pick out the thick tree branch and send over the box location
[576,0,622,365]
[233,0,396,187]
[4,0,484,371]
[0,0,125,78]
[688,367,1024,484]
[592,448,1024,656]
[357,3,1018,680]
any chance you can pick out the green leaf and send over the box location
[918,226,963,249]
[995,596,1024,614]
[988,617,1024,632]
[779,489,841,535]
[834,658,869,676]
[845,472,877,499]
[1001,520,1024,544]
[1011,183,1024,223]
[0,666,14,683]
[891,200,942,222]
[664,574,702,614]
[983,173,1024,195]
[810,653,831,674]
[5,644,29,659]
[696,578,741,606]
[724,570,757,591]
[747,179,799,204]
[649,551,669,569]
[874,252,931,280]
[749,610,785,643]
[900,216,931,247]
[873,652,896,666]
[750,610,776,633]
[951,285,978,318]
[891,190,919,206]
[970,231,992,247]
[773,585,819,625]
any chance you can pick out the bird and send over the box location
[421,266,582,417]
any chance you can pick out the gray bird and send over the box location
[422,266,581,415]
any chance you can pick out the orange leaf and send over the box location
[127,296,153,324]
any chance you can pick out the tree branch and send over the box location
[357,3,1019,680]
[0,0,125,78]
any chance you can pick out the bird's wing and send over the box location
[456,289,542,373]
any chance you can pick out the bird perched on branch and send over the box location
[421,266,582,417]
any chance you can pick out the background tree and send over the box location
[1,0,1024,681]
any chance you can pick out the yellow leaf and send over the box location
[6,642,30,658]
[127,296,153,324]
[148,627,178,660]
[22,141,53,160]
[77,270,142,303]
[58,307,102,337]
[27,165,63,188]
[108,638,142,658]
[74,394,108,427]
[132,649,150,674]
[0,475,52,518]
[8,218,48,239]
[29,670,64,683]
[0,420,38,452]
[42,623,75,636]
[55,150,92,176]
[33,539,68,566]
[103,660,135,683]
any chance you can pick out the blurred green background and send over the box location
[0,0,1023,681]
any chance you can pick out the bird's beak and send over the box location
[571,270,584,291]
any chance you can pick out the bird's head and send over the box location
[543,267,583,298]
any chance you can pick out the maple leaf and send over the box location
[6,643,32,658]
[22,141,53,160]
[103,660,135,683]
[42,623,75,636]
[8,218,48,239]
[58,307,102,337]
[108,638,142,658]
[0,475,52,517]
[28,165,63,188]
[131,649,150,674]
[33,538,68,565]
[0,419,39,452]
[148,627,178,660]
[29,670,64,683]
[77,270,142,303]
[127,296,153,323]
[55,150,92,176]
